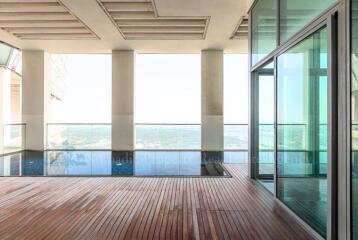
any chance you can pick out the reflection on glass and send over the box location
[251,0,277,66]
[0,43,12,66]
[135,124,201,150]
[47,151,112,176]
[135,151,201,176]
[280,0,336,43]
[0,151,230,177]
[352,0,358,238]
[255,62,275,193]
[1,124,25,154]
[277,27,327,237]
[46,124,111,150]
[224,124,248,150]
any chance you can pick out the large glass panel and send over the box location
[254,62,275,193]
[251,0,277,66]
[277,28,328,237]
[280,0,336,43]
[351,0,358,238]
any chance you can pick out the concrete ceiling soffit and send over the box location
[97,0,210,40]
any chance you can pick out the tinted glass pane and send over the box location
[280,0,336,43]
[352,0,358,238]
[255,62,275,193]
[0,43,12,66]
[277,28,327,237]
[251,0,277,66]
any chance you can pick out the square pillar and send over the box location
[112,50,135,151]
[201,50,224,151]
[22,50,50,150]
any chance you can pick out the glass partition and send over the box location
[224,124,248,150]
[351,0,358,238]
[1,124,25,154]
[135,124,201,150]
[277,27,328,237]
[280,0,336,43]
[46,124,111,150]
[251,0,277,66]
[253,62,275,193]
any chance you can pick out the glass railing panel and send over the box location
[0,150,230,177]
[135,124,201,150]
[258,124,275,176]
[46,151,113,176]
[1,124,25,155]
[224,124,248,150]
[46,124,111,150]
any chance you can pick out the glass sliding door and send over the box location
[277,27,328,237]
[352,0,358,239]
[253,62,275,193]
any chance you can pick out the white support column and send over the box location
[201,50,224,151]
[112,50,135,151]
[22,50,50,150]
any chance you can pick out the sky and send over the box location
[49,54,249,124]
[50,54,112,123]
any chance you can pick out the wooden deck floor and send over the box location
[0,164,317,240]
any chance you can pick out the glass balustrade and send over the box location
[1,124,25,155]
[135,124,201,150]
[46,124,111,150]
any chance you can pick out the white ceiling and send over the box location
[0,0,251,53]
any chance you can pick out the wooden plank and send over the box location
[0,164,318,240]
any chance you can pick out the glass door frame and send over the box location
[249,2,340,238]
[251,61,276,193]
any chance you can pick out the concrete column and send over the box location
[22,50,50,150]
[201,50,224,151]
[112,50,135,151]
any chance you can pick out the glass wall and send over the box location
[277,27,328,237]
[135,54,201,150]
[224,54,248,157]
[251,0,277,66]
[254,62,275,193]
[351,0,358,238]
[280,0,336,43]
